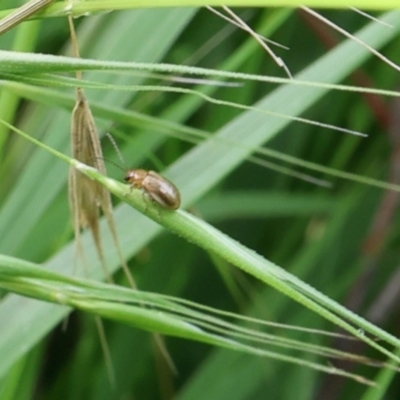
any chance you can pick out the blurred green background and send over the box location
[0,3,400,400]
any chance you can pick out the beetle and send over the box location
[124,169,181,210]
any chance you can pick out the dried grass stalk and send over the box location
[69,87,136,288]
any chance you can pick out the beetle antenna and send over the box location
[92,156,125,172]
[105,133,126,167]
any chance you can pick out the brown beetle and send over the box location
[124,169,181,210]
